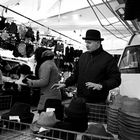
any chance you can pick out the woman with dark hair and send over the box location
[26,47,63,120]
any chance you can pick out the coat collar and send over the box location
[90,46,103,55]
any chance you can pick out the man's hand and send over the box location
[51,83,66,89]
[85,82,102,90]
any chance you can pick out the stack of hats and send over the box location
[107,94,124,134]
[118,97,140,140]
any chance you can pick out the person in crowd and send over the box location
[25,47,63,120]
[52,29,121,104]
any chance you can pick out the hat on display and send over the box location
[65,97,88,118]
[120,97,140,115]
[83,123,114,140]
[1,102,34,124]
[37,111,59,126]
[19,64,32,75]
[30,111,59,133]
[82,29,104,41]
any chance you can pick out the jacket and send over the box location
[31,59,61,110]
[65,46,121,103]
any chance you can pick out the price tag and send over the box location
[46,108,55,112]
[9,116,20,122]
[39,127,48,133]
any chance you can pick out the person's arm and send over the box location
[51,60,79,89]
[100,58,121,90]
[26,62,51,87]
[64,60,79,87]
[85,82,103,90]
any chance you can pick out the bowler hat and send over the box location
[65,97,88,118]
[1,102,34,123]
[82,29,104,41]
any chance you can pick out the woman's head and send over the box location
[34,47,47,63]
[41,49,55,60]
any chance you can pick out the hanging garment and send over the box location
[17,41,26,56]
[26,43,34,58]
[25,27,35,42]
[0,17,6,30]
[18,25,26,40]
[9,22,18,34]
[36,30,40,41]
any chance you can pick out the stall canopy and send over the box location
[0,0,140,50]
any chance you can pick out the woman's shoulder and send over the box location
[102,50,114,59]
[41,60,58,70]
[39,60,52,69]
[42,60,54,66]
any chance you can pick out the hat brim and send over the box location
[86,124,114,138]
[30,121,50,133]
[82,37,104,41]
[30,119,60,133]
[1,112,34,124]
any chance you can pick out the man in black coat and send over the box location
[52,29,121,104]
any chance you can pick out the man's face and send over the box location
[85,40,100,52]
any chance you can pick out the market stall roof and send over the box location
[0,0,139,50]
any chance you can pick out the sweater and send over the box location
[31,59,61,110]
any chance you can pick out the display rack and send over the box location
[0,119,115,140]
[0,102,118,140]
